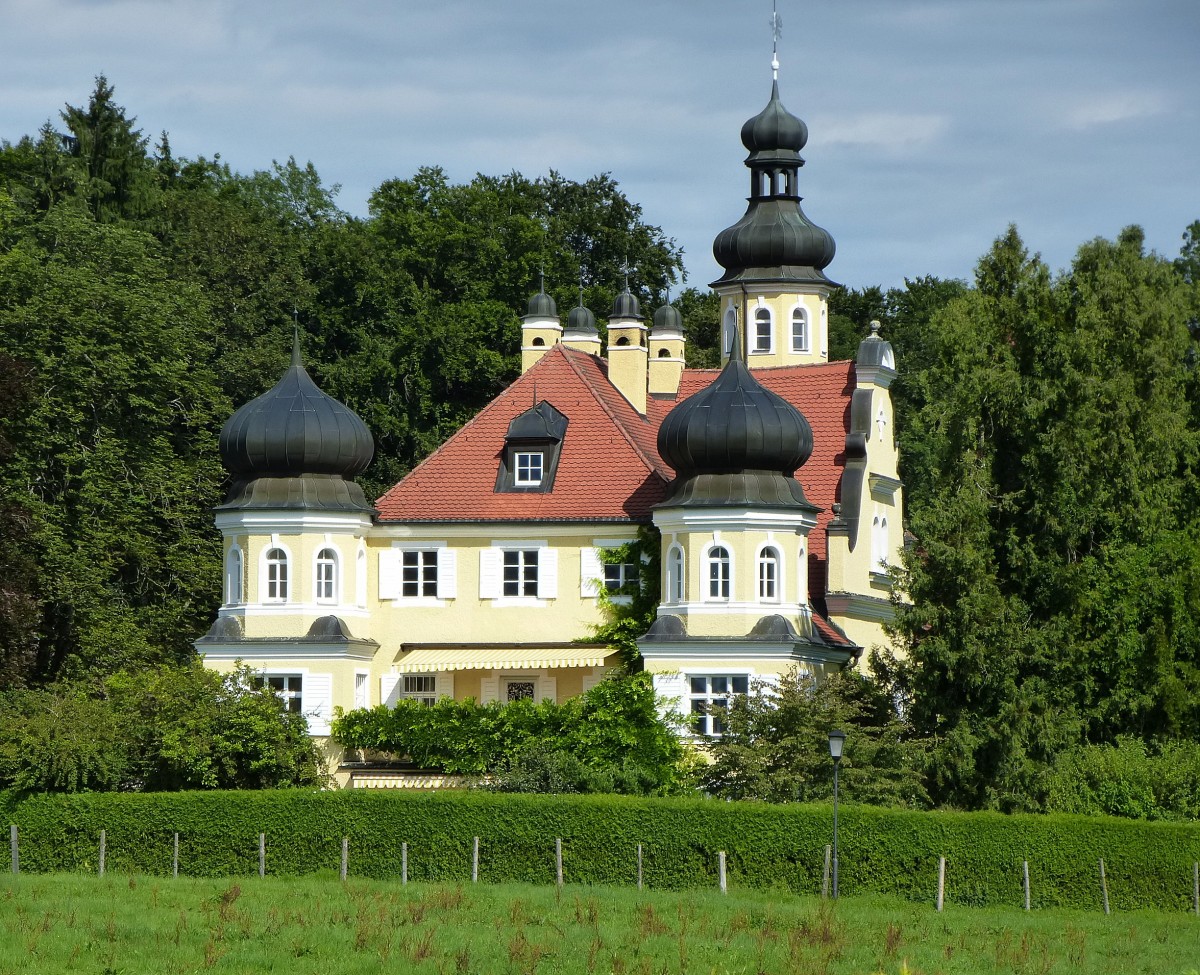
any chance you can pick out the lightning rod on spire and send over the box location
[770,0,782,80]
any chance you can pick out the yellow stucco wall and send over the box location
[716,288,831,366]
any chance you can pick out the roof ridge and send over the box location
[560,348,671,481]
[374,346,570,506]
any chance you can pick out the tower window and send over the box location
[758,547,780,602]
[532,337,545,347]
[315,547,338,603]
[753,308,772,353]
[667,545,684,602]
[265,547,289,602]
[225,547,243,605]
[791,308,809,352]
[707,545,731,600]
[514,451,544,486]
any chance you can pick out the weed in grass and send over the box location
[586,935,602,973]
[1065,924,1087,965]
[636,902,668,938]
[410,924,437,962]
[884,921,903,956]
[572,894,599,927]
[203,935,226,968]
[454,945,472,973]
[510,897,528,926]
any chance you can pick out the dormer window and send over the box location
[495,400,568,494]
[515,451,544,486]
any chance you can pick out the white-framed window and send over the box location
[224,546,243,605]
[603,560,638,593]
[872,514,890,573]
[791,307,809,352]
[722,307,736,357]
[504,678,538,703]
[757,546,780,602]
[504,549,539,596]
[752,307,772,353]
[257,673,303,713]
[707,545,731,600]
[667,544,684,602]
[402,550,438,597]
[402,674,438,706]
[354,672,369,710]
[315,547,338,603]
[356,549,367,607]
[690,674,749,737]
[264,547,289,602]
[514,451,544,486]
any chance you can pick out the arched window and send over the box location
[225,547,243,605]
[532,337,545,347]
[315,547,339,603]
[615,335,630,346]
[707,545,731,600]
[356,549,368,607]
[264,547,289,602]
[667,545,684,602]
[753,307,772,353]
[657,347,671,358]
[791,307,809,352]
[722,308,736,357]
[872,515,889,572]
[757,547,780,602]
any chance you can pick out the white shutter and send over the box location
[539,675,558,703]
[437,548,458,599]
[537,548,558,599]
[652,672,687,728]
[378,549,401,600]
[435,672,455,700]
[580,547,603,597]
[479,676,499,704]
[581,674,604,694]
[303,673,334,736]
[380,674,401,708]
[479,548,501,599]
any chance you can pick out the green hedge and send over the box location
[9,790,1200,911]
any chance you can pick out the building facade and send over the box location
[196,77,905,773]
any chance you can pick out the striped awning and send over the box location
[393,644,616,673]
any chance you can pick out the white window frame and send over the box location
[752,306,772,354]
[514,451,544,486]
[262,545,291,603]
[225,545,243,606]
[314,546,339,604]
[757,545,781,603]
[689,674,750,738]
[402,549,439,598]
[705,544,732,601]
[722,307,736,358]
[354,671,369,710]
[480,543,555,602]
[872,513,890,574]
[791,306,809,352]
[380,544,457,602]
[401,673,438,706]
[256,673,304,713]
[356,548,368,608]
[666,544,684,603]
[503,548,540,597]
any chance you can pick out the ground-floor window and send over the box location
[401,674,437,706]
[255,674,303,713]
[505,679,537,702]
[689,674,749,737]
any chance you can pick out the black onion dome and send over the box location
[609,288,643,320]
[741,80,808,153]
[652,303,683,333]
[220,336,374,478]
[565,301,597,335]
[658,350,813,479]
[524,289,557,319]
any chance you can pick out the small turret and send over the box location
[561,289,602,357]
[521,278,562,372]
[605,282,648,413]
[648,301,686,396]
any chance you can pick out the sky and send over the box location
[1,0,1196,291]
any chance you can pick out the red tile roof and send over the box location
[375,347,854,530]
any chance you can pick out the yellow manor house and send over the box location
[196,75,905,782]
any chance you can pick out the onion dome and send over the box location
[221,335,373,478]
[609,287,643,321]
[564,299,598,338]
[741,80,808,154]
[652,303,684,335]
[523,288,557,320]
[711,81,836,289]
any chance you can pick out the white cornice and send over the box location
[216,511,373,534]
[653,508,818,534]
[824,592,896,624]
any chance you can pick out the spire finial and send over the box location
[770,0,782,81]
[291,308,302,366]
[539,264,546,295]
[622,257,631,293]
[578,268,585,308]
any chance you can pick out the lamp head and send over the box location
[828,729,846,761]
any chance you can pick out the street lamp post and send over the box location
[828,729,846,900]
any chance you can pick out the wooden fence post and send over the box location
[555,838,563,888]
[472,836,479,883]
[636,843,643,891]
[259,833,266,878]
[9,825,17,875]
[822,845,831,899]
[173,833,179,879]
[1099,859,1110,915]
[99,830,106,877]
[340,837,348,882]
[936,856,945,912]
[1023,860,1030,911]
[402,842,408,885]
[718,851,727,895]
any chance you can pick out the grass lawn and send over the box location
[2,872,1198,974]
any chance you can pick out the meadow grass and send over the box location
[1,872,1198,974]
